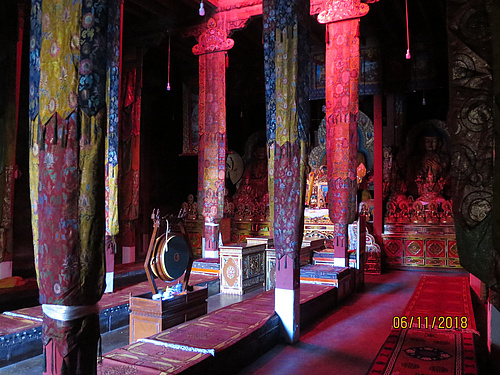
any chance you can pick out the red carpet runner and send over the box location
[367,275,478,375]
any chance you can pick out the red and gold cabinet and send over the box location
[382,224,460,270]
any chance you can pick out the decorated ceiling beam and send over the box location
[184,0,263,38]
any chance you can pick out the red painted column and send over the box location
[193,18,234,258]
[373,95,383,246]
[317,0,369,265]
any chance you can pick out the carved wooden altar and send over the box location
[219,242,266,295]
[382,224,459,269]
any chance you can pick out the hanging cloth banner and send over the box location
[264,0,309,265]
[263,0,277,228]
[105,0,122,238]
[28,0,42,281]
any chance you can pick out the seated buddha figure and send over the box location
[232,145,269,221]
[401,123,450,202]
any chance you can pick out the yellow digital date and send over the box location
[392,316,468,330]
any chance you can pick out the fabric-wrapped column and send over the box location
[264,0,309,344]
[28,0,118,373]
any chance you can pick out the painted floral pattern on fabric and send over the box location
[38,0,81,125]
[36,112,105,307]
[264,0,308,263]
[29,0,42,121]
[79,0,108,117]
[105,0,122,237]
[29,0,113,364]
[119,69,141,231]
[263,0,277,225]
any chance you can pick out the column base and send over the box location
[122,246,135,264]
[275,287,300,344]
[333,257,348,267]
[104,271,114,293]
[0,261,12,279]
[202,223,220,259]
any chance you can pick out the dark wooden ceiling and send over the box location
[122,0,447,65]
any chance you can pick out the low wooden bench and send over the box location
[98,283,338,375]
[0,273,218,369]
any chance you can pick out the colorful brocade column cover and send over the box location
[29,0,120,373]
[105,0,122,293]
[192,18,234,258]
[314,0,370,264]
[264,0,309,344]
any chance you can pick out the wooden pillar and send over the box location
[373,95,383,246]
[193,18,234,258]
[316,0,370,265]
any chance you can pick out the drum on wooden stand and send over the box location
[150,233,190,281]
[144,212,194,294]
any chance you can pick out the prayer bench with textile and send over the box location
[129,286,208,344]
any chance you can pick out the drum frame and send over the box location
[144,210,194,295]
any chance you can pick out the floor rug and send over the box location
[98,341,211,374]
[367,328,477,375]
[401,275,476,333]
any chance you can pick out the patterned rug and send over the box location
[401,275,476,333]
[191,258,220,276]
[99,341,211,374]
[367,328,477,375]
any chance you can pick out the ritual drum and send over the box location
[150,234,190,281]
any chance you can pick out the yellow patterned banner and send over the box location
[39,0,81,124]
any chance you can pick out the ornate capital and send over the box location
[192,18,235,55]
[317,0,369,24]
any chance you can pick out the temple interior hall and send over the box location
[0,0,499,374]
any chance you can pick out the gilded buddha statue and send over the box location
[386,121,452,225]
[232,145,269,221]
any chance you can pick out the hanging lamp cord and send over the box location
[405,0,411,59]
[167,34,171,90]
